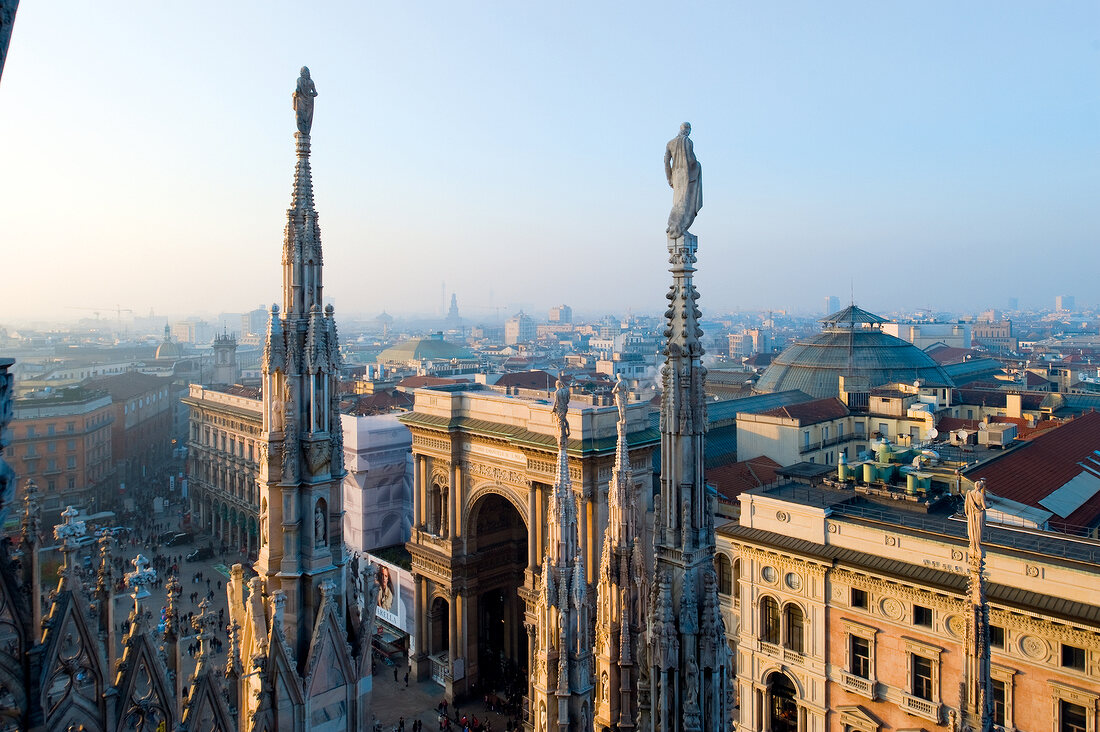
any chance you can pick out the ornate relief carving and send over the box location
[881,597,904,621]
[775,511,790,523]
[465,461,528,486]
[945,614,965,638]
[951,549,964,561]
[1025,565,1040,578]
[1019,634,1049,660]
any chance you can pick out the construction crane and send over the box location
[65,305,134,335]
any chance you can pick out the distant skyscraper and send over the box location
[1056,295,1075,312]
[504,310,536,344]
[549,304,573,323]
[825,295,840,316]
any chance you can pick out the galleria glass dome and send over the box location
[753,306,955,399]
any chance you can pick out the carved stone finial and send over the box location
[125,554,157,618]
[192,598,218,665]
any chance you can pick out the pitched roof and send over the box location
[397,375,470,389]
[495,370,556,390]
[85,371,173,400]
[925,345,983,366]
[964,411,1100,527]
[760,397,849,425]
[709,456,781,504]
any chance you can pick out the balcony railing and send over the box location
[902,693,940,723]
[841,672,873,699]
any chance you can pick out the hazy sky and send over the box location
[1,2,1097,325]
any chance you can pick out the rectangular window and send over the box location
[47,459,56,472]
[1061,644,1086,671]
[878,422,889,437]
[851,636,871,679]
[47,424,55,435]
[26,444,36,457]
[66,439,76,451]
[66,456,76,470]
[990,625,1005,649]
[1061,701,1087,732]
[66,421,75,432]
[48,441,57,453]
[803,431,810,447]
[913,605,933,628]
[912,655,933,700]
[992,679,1006,726]
[851,588,868,609]
[47,479,56,492]
[854,421,865,435]
[26,426,35,438]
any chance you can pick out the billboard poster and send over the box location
[358,552,415,639]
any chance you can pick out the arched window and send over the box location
[784,603,805,653]
[715,554,732,595]
[761,596,780,645]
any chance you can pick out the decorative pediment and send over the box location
[113,629,176,732]
[304,589,353,698]
[38,590,106,730]
[181,668,234,732]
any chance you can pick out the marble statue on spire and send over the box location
[966,477,987,556]
[664,122,702,239]
[293,66,318,135]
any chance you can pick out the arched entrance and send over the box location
[766,672,797,732]
[468,492,528,704]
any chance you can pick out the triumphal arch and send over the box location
[401,383,658,703]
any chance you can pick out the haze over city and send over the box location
[1,1,1098,324]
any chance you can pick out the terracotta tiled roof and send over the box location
[495,370,556,390]
[964,411,1100,527]
[760,397,849,425]
[85,372,174,401]
[709,456,781,504]
[925,345,983,366]
[1025,372,1051,387]
[221,385,261,399]
[346,390,413,416]
[989,416,1063,440]
[937,416,982,433]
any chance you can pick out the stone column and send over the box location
[450,462,461,539]
[418,457,428,529]
[535,483,545,563]
[413,455,423,530]
[527,482,537,571]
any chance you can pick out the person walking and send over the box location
[404,669,409,687]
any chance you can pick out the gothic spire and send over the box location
[646,126,731,732]
[595,375,644,731]
[532,378,593,732]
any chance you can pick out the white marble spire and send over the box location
[533,378,594,732]
[645,126,732,732]
[595,375,645,731]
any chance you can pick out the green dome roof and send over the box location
[754,309,954,399]
[377,334,472,364]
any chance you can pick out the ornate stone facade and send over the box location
[400,386,658,711]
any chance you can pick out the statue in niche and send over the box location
[293,66,318,135]
[271,395,284,431]
[314,503,326,547]
[965,479,987,555]
[258,501,267,547]
[664,121,702,239]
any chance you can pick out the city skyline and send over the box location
[1,2,1098,323]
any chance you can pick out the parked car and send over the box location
[165,532,193,547]
[187,546,215,562]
